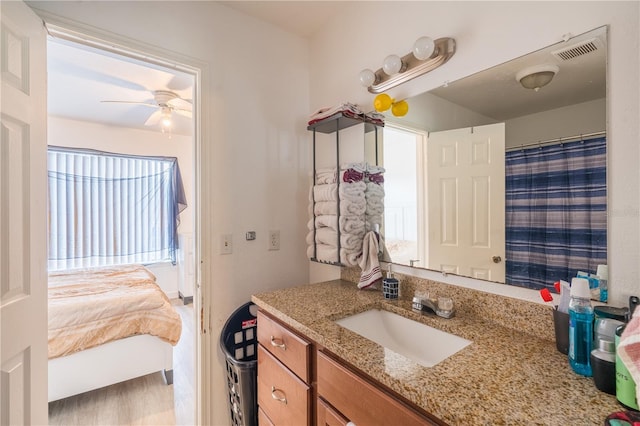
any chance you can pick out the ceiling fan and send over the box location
[101,90,192,132]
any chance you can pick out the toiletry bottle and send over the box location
[597,264,608,303]
[382,266,399,300]
[568,277,594,377]
[616,296,639,411]
[591,339,616,395]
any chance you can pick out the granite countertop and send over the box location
[252,279,622,425]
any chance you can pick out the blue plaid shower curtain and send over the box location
[505,137,607,290]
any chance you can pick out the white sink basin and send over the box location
[335,309,471,367]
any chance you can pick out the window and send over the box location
[47,147,187,270]
[382,125,427,266]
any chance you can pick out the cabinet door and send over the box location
[258,311,311,382]
[317,398,349,426]
[317,351,439,426]
[258,345,311,426]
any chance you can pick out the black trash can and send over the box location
[220,301,259,426]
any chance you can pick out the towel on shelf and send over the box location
[306,243,361,267]
[365,182,385,197]
[308,103,363,125]
[316,168,337,185]
[312,183,338,202]
[306,228,363,251]
[339,181,367,199]
[618,309,640,405]
[314,199,366,217]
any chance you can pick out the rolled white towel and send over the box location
[340,215,365,234]
[339,181,367,199]
[366,164,385,174]
[366,215,383,231]
[313,183,338,202]
[366,198,384,212]
[340,250,361,267]
[307,228,364,250]
[307,243,339,263]
[344,162,367,173]
[308,215,366,234]
[366,182,385,197]
[314,200,366,216]
[316,168,337,184]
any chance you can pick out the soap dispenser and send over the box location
[382,266,399,300]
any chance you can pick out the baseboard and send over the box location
[179,291,193,305]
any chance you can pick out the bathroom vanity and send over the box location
[252,279,621,425]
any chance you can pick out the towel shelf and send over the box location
[308,113,383,266]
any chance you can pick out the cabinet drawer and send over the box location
[258,407,275,426]
[317,351,438,426]
[317,398,349,426]
[258,345,311,426]
[257,310,311,382]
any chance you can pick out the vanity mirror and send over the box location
[381,26,607,291]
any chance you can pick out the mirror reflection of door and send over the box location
[427,123,505,281]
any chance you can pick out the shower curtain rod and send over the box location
[506,130,606,152]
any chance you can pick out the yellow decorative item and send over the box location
[373,93,393,112]
[391,100,409,117]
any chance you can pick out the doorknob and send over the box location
[492,256,502,263]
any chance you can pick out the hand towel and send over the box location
[618,309,640,405]
[358,231,382,289]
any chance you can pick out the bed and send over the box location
[47,264,182,402]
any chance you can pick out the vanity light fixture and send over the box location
[359,36,456,94]
[516,64,560,92]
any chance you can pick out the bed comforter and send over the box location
[48,264,182,359]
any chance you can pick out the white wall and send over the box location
[47,116,194,298]
[307,1,639,308]
[30,2,312,425]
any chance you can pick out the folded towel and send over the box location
[316,168,337,185]
[339,181,367,199]
[365,182,385,198]
[306,228,364,251]
[342,168,365,183]
[312,183,338,202]
[366,164,385,174]
[307,215,366,235]
[618,309,640,405]
[358,231,383,289]
[307,243,361,266]
[314,199,366,216]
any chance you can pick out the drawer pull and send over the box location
[270,386,287,404]
[270,335,286,350]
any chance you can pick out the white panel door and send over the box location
[427,123,505,281]
[0,2,48,424]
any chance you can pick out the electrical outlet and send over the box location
[268,230,280,251]
[221,234,233,254]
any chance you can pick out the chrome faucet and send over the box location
[412,295,455,319]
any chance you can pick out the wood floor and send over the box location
[48,300,195,426]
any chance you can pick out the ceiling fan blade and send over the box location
[167,97,192,111]
[101,100,157,108]
[173,108,193,118]
[144,110,162,126]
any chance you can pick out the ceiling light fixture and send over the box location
[516,64,559,92]
[359,36,456,94]
[160,107,173,134]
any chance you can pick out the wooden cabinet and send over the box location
[257,309,441,426]
[317,351,439,426]
[317,398,349,426]
[257,311,312,425]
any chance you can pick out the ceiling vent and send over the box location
[552,38,602,61]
